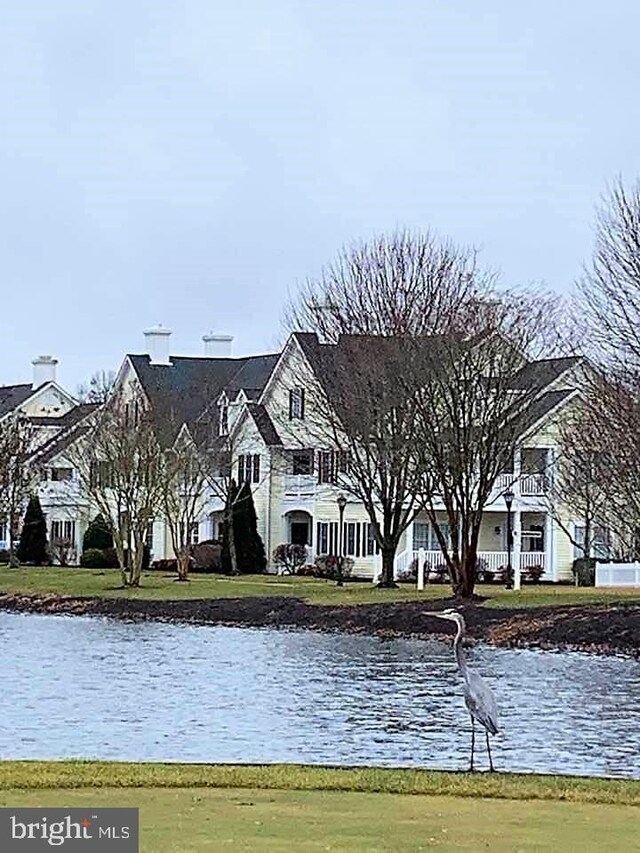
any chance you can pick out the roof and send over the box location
[509,357,583,390]
[518,389,576,436]
[129,352,280,444]
[27,402,99,427]
[246,403,282,446]
[32,403,100,464]
[0,383,34,417]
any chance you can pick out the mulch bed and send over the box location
[0,593,638,658]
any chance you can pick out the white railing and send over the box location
[520,474,547,496]
[595,561,640,588]
[283,474,316,498]
[520,552,545,571]
[394,549,545,576]
[495,474,516,492]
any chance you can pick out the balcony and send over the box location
[520,473,547,496]
[283,474,316,499]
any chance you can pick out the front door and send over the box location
[290,522,309,546]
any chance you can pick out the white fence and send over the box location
[595,561,640,588]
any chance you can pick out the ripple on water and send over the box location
[0,611,639,778]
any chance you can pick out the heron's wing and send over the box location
[463,671,499,735]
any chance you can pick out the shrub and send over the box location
[396,558,418,583]
[151,557,179,573]
[82,514,113,551]
[101,547,120,568]
[313,554,354,580]
[272,543,308,574]
[17,496,49,565]
[572,557,596,587]
[525,564,545,583]
[80,548,106,568]
[0,549,10,564]
[50,537,75,567]
[295,564,317,577]
[191,540,222,572]
[429,562,450,583]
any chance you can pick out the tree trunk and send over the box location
[177,547,190,581]
[229,518,238,576]
[377,546,398,588]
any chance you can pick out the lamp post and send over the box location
[336,492,347,587]
[504,488,514,589]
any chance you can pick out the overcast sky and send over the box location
[2,0,639,391]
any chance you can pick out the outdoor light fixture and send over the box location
[336,493,347,587]
[504,489,515,590]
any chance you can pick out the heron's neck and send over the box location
[453,622,468,675]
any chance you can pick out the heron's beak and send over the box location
[422,611,446,619]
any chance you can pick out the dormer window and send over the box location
[219,403,229,436]
[289,387,305,420]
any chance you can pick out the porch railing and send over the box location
[393,549,546,577]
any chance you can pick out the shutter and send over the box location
[238,455,245,483]
[253,454,260,483]
[288,390,294,420]
[300,388,305,419]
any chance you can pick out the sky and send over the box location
[2,0,640,392]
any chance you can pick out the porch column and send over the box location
[544,511,554,581]
[513,508,522,590]
[407,521,414,557]
[513,445,522,495]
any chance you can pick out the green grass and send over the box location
[0,764,638,852]
[1,566,640,609]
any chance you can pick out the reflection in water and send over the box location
[0,612,639,779]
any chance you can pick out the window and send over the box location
[91,461,112,488]
[414,521,451,551]
[178,522,200,546]
[145,522,154,550]
[521,525,544,553]
[292,450,314,475]
[317,520,378,558]
[51,520,75,543]
[574,524,610,560]
[318,451,334,484]
[0,519,6,543]
[289,387,305,419]
[219,404,229,436]
[51,467,73,482]
[238,454,260,484]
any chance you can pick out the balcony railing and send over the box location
[520,473,547,496]
[283,474,316,498]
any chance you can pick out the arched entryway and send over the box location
[285,510,313,547]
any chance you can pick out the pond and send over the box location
[1,612,639,779]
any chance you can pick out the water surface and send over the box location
[1,612,639,778]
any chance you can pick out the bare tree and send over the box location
[285,231,500,588]
[413,292,565,598]
[575,178,640,553]
[0,415,37,566]
[285,229,490,340]
[68,395,165,586]
[76,370,116,404]
[161,429,212,581]
[545,400,613,566]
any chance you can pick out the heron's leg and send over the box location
[486,732,495,772]
[469,716,475,772]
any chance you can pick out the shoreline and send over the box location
[0,592,638,658]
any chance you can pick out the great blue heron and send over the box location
[426,609,499,771]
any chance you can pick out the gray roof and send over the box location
[247,403,282,446]
[129,352,280,444]
[32,403,100,464]
[0,383,34,417]
[509,357,583,390]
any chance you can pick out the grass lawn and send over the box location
[1,763,638,852]
[1,566,640,609]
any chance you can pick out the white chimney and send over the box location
[144,325,172,365]
[203,333,234,358]
[32,355,58,389]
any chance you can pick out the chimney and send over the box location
[32,355,58,389]
[144,325,172,365]
[202,333,234,358]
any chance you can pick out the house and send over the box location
[36,324,604,583]
[0,357,98,559]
